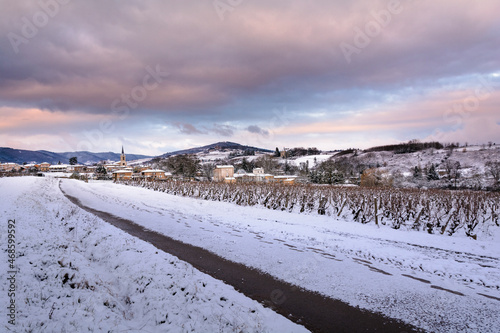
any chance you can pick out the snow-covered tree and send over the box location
[427,164,439,181]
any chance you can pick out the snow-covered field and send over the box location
[2,176,500,332]
[0,177,306,332]
[57,178,500,332]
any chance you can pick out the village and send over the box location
[2,142,500,190]
[0,146,299,184]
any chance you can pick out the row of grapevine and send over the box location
[117,180,499,239]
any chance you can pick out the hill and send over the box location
[0,147,151,164]
[284,144,500,190]
[159,141,272,158]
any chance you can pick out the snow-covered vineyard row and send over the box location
[52,178,500,332]
[118,180,500,239]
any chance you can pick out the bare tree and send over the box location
[486,161,500,184]
[444,160,461,188]
[164,154,200,178]
[201,163,215,181]
[254,154,279,173]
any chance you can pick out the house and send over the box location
[39,162,50,172]
[49,164,69,172]
[67,165,86,173]
[141,169,170,180]
[253,168,264,174]
[274,175,298,184]
[105,164,121,172]
[133,166,149,172]
[0,163,21,172]
[214,165,294,184]
[213,165,234,182]
[73,165,87,173]
[234,170,256,183]
[252,168,274,182]
[232,168,276,183]
[84,166,97,174]
[224,177,236,184]
[23,163,37,171]
[112,169,133,181]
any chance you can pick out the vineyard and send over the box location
[117,180,500,239]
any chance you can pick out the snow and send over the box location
[288,154,333,166]
[280,146,499,189]
[127,158,152,166]
[354,147,500,188]
[198,151,232,163]
[112,170,132,174]
[0,177,307,332]
[57,178,500,333]
[42,172,72,178]
[3,176,500,332]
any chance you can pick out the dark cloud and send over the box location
[173,122,235,137]
[247,125,269,136]
[174,122,205,135]
[1,1,498,116]
[0,1,499,153]
[211,124,234,137]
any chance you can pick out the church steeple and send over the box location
[120,146,126,167]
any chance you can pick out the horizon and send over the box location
[2,139,496,158]
[1,1,499,155]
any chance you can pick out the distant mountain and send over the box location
[57,151,152,164]
[0,147,151,164]
[159,141,272,158]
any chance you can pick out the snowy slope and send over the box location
[340,146,500,187]
[288,154,333,167]
[277,146,499,188]
[60,179,500,333]
[0,177,307,332]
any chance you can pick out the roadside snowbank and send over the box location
[0,177,307,332]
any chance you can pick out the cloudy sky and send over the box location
[1,0,499,155]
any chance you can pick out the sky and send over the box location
[0,0,499,155]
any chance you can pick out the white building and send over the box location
[49,164,69,172]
